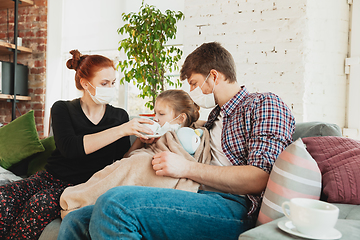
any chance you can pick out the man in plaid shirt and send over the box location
[60,42,295,240]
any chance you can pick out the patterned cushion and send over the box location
[257,138,322,225]
[302,136,360,204]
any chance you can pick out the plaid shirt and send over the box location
[204,86,295,219]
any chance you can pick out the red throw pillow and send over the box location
[302,136,360,204]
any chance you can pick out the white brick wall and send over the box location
[303,0,349,127]
[183,0,349,127]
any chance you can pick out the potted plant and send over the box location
[117,1,184,111]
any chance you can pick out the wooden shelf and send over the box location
[0,94,31,101]
[0,0,34,10]
[0,41,32,55]
[0,0,33,56]
[0,0,34,56]
[0,0,35,120]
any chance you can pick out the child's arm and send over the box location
[123,137,158,158]
[123,138,144,158]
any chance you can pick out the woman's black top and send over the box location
[45,98,131,185]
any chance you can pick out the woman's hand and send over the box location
[151,151,192,178]
[119,118,155,139]
[83,118,156,155]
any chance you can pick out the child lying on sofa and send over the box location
[60,89,211,218]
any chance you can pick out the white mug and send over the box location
[141,120,160,135]
[282,198,339,237]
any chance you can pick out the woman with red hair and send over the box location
[0,50,154,239]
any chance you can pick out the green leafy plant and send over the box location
[117,1,184,110]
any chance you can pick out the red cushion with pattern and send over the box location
[302,136,360,204]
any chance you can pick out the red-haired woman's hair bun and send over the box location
[66,49,115,90]
[66,50,82,71]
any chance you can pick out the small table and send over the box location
[239,216,359,240]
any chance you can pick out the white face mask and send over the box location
[156,122,181,136]
[189,73,216,109]
[87,82,116,105]
[153,114,182,136]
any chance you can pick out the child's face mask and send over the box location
[155,121,181,136]
[154,114,182,136]
[142,115,182,138]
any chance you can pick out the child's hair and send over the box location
[66,50,115,90]
[180,42,236,83]
[157,89,200,127]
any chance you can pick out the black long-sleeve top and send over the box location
[45,98,131,185]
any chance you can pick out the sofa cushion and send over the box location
[7,153,33,177]
[335,203,360,220]
[302,136,360,205]
[0,111,45,169]
[38,218,61,240]
[257,138,322,225]
[292,122,342,141]
[8,136,56,177]
[27,136,56,176]
[0,166,22,186]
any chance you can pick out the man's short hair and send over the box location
[180,42,237,83]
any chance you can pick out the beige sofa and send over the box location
[1,122,359,239]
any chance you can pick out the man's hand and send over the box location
[152,151,191,178]
[152,152,269,196]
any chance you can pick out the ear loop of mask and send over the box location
[169,114,182,124]
[211,73,217,94]
[201,72,217,94]
[87,81,95,89]
[86,81,96,96]
[199,73,211,89]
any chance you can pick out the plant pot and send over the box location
[139,113,155,120]
[139,113,155,117]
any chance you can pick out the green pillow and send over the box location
[27,136,56,176]
[0,110,45,169]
